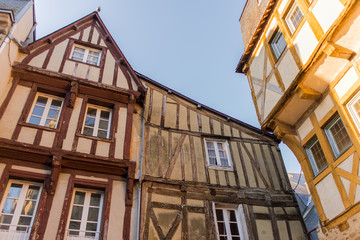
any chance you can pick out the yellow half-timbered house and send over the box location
[237,0,360,238]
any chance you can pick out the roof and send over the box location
[136,71,279,142]
[0,0,33,22]
[236,0,278,73]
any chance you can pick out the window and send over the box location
[270,29,287,60]
[285,3,304,34]
[306,137,328,176]
[324,114,352,158]
[0,180,42,240]
[82,105,112,139]
[205,140,232,168]
[70,45,101,66]
[347,90,360,132]
[66,189,104,240]
[27,93,63,129]
[214,206,247,240]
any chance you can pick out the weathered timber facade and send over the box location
[0,5,145,239]
[237,0,360,238]
[138,74,307,240]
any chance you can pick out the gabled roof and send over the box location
[23,11,146,94]
[0,0,33,22]
[136,71,279,142]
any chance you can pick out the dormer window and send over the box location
[70,45,101,66]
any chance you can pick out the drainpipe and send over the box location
[135,103,146,240]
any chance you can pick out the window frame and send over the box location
[305,136,328,176]
[0,180,43,238]
[213,203,248,240]
[65,188,104,240]
[324,114,352,158]
[269,28,287,60]
[204,139,233,169]
[347,90,360,133]
[81,104,113,139]
[70,44,102,66]
[284,2,304,34]
[26,93,64,129]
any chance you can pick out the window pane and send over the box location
[70,206,83,220]
[45,119,57,129]
[26,186,40,200]
[51,99,62,109]
[87,108,97,117]
[100,110,110,119]
[74,192,85,205]
[90,193,101,207]
[69,221,81,230]
[84,117,95,127]
[21,200,36,215]
[216,209,224,221]
[29,116,41,125]
[0,215,12,224]
[47,109,59,120]
[2,199,17,214]
[290,6,303,29]
[230,222,240,235]
[83,127,94,136]
[17,216,31,226]
[86,222,97,231]
[329,118,351,154]
[206,142,215,150]
[228,210,236,221]
[217,222,226,235]
[36,96,47,106]
[8,184,22,198]
[309,140,327,174]
[99,119,109,130]
[271,30,286,59]
[209,157,217,165]
[31,105,45,117]
[87,208,99,222]
[97,130,108,138]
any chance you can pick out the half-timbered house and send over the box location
[0,6,145,239]
[137,73,307,240]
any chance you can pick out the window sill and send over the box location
[67,59,100,68]
[208,165,233,171]
[20,122,60,132]
[76,133,113,143]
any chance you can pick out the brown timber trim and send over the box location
[59,39,74,73]
[189,136,198,182]
[186,108,191,131]
[88,24,94,42]
[90,139,97,155]
[215,170,220,185]
[0,164,11,196]
[228,142,240,187]
[286,219,293,240]
[160,94,166,127]
[267,144,284,190]
[98,48,107,83]
[197,113,202,132]
[269,207,280,239]
[113,62,118,86]
[176,103,180,130]
[147,88,153,123]
[101,179,113,240]
[209,118,214,134]
[79,28,84,41]
[237,142,249,187]
[165,134,186,178]
[200,137,211,184]
[260,144,274,190]
[33,129,43,146]
[143,188,152,240]
[0,77,19,120]
[224,171,230,186]
[248,205,259,240]
[42,46,55,69]
[149,208,165,239]
[12,83,37,141]
[157,129,163,177]
[144,125,150,175]
[181,196,189,240]
[180,149,185,181]
[123,102,133,160]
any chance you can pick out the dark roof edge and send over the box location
[135,71,279,142]
[236,0,278,73]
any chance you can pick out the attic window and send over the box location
[70,45,101,66]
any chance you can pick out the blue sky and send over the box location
[34,0,301,174]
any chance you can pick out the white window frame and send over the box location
[285,2,304,34]
[213,203,248,240]
[70,44,101,66]
[270,29,287,60]
[0,180,42,239]
[65,188,104,240]
[204,139,232,169]
[81,104,112,139]
[305,137,328,176]
[324,114,352,158]
[27,93,64,129]
[347,90,360,133]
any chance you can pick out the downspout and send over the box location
[135,103,146,240]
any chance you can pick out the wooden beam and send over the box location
[323,41,355,61]
[295,84,321,100]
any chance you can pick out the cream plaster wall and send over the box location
[28,50,48,68]
[289,221,305,239]
[88,66,100,82]
[81,27,91,42]
[62,61,76,76]
[47,40,68,72]
[277,50,299,89]
[107,180,126,240]
[0,86,30,139]
[334,67,358,99]
[264,84,282,119]
[314,95,334,122]
[256,220,274,240]
[12,6,34,41]
[114,107,127,159]
[95,141,110,157]
[75,63,88,79]
[312,0,344,33]
[297,118,313,141]
[293,22,318,65]
[0,163,6,179]
[62,97,83,151]
[43,173,70,239]
[76,137,92,154]
[116,67,129,89]
[91,28,99,45]
[102,50,115,85]
[39,131,56,148]
[316,173,345,220]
